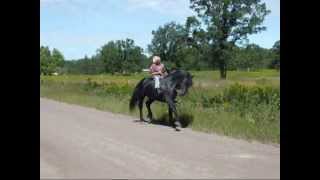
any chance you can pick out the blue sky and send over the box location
[40,0,280,60]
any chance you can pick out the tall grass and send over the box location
[40,70,280,143]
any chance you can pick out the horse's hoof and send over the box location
[174,121,182,128]
[146,118,153,123]
[174,127,181,131]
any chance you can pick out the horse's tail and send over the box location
[129,78,145,112]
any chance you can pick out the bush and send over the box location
[199,83,280,123]
[83,78,134,98]
[223,83,279,107]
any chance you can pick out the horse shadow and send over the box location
[133,113,194,128]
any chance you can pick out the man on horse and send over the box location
[149,56,167,94]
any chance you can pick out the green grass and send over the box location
[40,70,280,144]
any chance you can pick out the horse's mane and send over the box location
[165,69,182,78]
[167,69,193,87]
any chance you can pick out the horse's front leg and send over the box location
[146,99,154,123]
[165,96,181,131]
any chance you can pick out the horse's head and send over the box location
[170,70,193,96]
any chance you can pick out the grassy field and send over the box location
[40,69,280,144]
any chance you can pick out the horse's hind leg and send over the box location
[173,110,181,131]
[146,99,154,122]
[138,100,144,122]
[168,107,174,127]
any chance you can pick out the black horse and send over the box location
[129,69,193,131]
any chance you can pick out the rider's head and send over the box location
[152,56,161,65]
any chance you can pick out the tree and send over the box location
[148,22,188,68]
[51,48,64,66]
[40,46,51,75]
[51,48,65,73]
[40,46,65,75]
[270,40,280,70]
[232,44,273,70]
[66,55,106,75]
[60,39,147,75]
[184,16,213,70]
[190,0,270,79]
[90,54,106,74]
[184,16,209,52]
[98,39,144,74]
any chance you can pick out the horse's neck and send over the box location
[164,75,181,87]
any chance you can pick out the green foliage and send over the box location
[228,44,274,71]
[223,83,280,108]
[148,22,189,68]
[41,70,280,143]
[83,78,133,97]
[62,55,105,75]
[147,19,213,71]
[98,39,146,74]
[40,46,51,75]
[270,40,280,70]
[189,0,271,79]
[61,39,148,75]
[40,46,65,75]
[51,48,65,67]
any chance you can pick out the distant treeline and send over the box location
[40,39,279,75]
[40,0,280,77]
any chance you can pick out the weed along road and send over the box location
[40,98,280,179]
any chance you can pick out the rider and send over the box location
[149,56,167,93]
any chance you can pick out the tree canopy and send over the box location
[40,46,65,75]
[41,1,279,76]
[98,39,147,74]
[189,0,270,79]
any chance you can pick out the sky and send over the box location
[40,0,280,60]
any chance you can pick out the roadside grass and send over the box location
[40,70,280,144]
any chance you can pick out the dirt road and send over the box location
[40,98,280,179]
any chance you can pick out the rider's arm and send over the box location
[151,71,162,75]
[149,65,155,74]
[150,65,162,75]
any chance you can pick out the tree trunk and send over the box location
[221,69,227,79]
[214,37,228,80]
[217,49,227,80]
[219,62,227,80]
